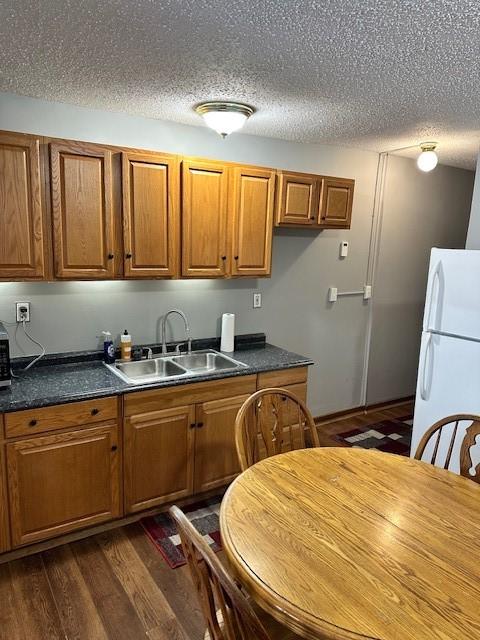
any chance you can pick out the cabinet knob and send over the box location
[310,216,315,220]
[29,419,37,427]
[221,256,227,261]
[234,256,239,260]
[125,253,132,259]
[107,253,114,260]
[281,396,287,402]
[91,408,99,416]
[111,445,118,452]
[197,422,204,428]
[190,423,196,429]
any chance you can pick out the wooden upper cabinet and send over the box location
[276,171,320,226]
[230,166,275,277]
[50,142,115,279]
[319,177,354,228]
[182,159,229,277]
[122,151,179,278]
[0,132,45,279]
[7,423,121,547]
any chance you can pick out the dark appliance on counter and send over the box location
[0,322,11,387]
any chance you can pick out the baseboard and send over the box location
[314,395,414,426]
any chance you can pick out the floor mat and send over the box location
[140,493,224,568]
[334,415,413,456]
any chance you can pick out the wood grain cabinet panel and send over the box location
[319,177,355,228]
[124,405,195,514]
[7,423,121,547]
[122,151,180,278]
[50,142,115,278]
[230,167,275,277]
[182,159,229,277]
[0,427,10,553]
[0,132,45,279]
[4,396,118,439]
[275,171,320,226]
[193,394,250,493]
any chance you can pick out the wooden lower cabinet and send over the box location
[0,434,10,553]
[7,422,121,547]
[193,394,250,493]
[0,368,310,553]
[124,405,195,513]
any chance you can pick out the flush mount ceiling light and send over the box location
[417,142,438,172]
[195,101,255,138]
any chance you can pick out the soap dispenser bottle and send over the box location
[102,331,115,364]
[121,329,132,361]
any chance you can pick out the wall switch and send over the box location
[16,301,31,322]
[328,287,338,303]
[340,241,349,258]
[253,293,262,308]
[363,285,372,300]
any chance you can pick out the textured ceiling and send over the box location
[1,0,479,169]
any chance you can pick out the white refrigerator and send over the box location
[411,248,480,474]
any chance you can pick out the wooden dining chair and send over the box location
[169,506,301,640]
[413,414,480,482]
[234,387,320,471]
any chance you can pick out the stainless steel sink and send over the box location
[105,349,247,385]
[114,358,186,382]
[171,351,243,373]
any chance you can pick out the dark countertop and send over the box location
[0,343,313,413]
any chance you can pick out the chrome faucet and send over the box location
[161,309,192,355]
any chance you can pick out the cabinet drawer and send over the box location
[257,367,308,389]
[124,375,256,416]
[5,397,118,439]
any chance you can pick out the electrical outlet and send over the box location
[253,293,262,308]
[16,302,31,322]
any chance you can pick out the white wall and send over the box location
[466,152,480,249]
[366,155,473,404]
[0,92,473,415]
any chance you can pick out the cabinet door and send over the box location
[122,151,179,278]
[194,394,249,493]
[0,438,10,553]
[50,142,115,278]
[231,167,275,277]
[276,171,320,226]
[7,423,121,547]
[182,159,228,277]
[0,132,45,279]
[124,405,195,513]
[319,177,354,228]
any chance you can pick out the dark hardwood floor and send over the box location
[316,401,413,447]
[0,401,413,640]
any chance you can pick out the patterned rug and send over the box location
[334,415,413,456]
[141,493,224,568]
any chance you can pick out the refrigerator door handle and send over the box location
[420,333,433,401]
[425,261,441,331]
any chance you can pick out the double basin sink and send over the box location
[105,349,248,385]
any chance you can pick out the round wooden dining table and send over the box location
[220,448,480,640]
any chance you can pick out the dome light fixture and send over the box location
[417,142,438,172]
[195,101,255,138]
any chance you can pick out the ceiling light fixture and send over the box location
[195,101,255,138]
[417,142,438,172]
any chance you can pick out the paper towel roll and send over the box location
[220,313,235,352]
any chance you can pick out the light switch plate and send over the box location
[253,293,262,308]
